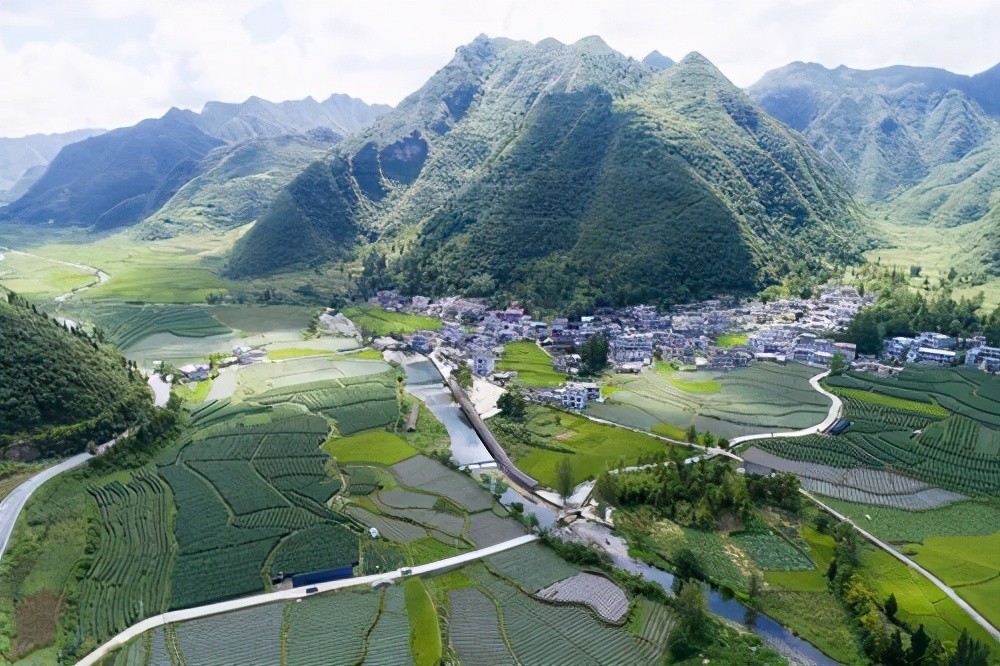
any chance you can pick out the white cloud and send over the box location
[1,0,998,136]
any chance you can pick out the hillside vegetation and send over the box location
[0,292,152,457]
[228,36,869,309]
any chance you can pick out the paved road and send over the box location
[75,534,539,665]
[806,491,1000,641]
[729,370,842,447]
[0,453,92,559]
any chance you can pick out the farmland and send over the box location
[492,405,670,488]
[105,543,681,666]
[752,366,1000,498]
[496,341,566,387]
[590,361,831,440]
[54,301,231,349]
[342,305,441,336]
[324,429,418,465]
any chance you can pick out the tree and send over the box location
[950,630,991,666]
[842,308,883,355]
[454,363,473,389]
[497,388,526,420]
[830,351,846,375]
[685,424,698,444]
[908,624,931,664]
[670,581,711,659]
[555,457,574,504]
[580,334,610,375]
[717,437,730,450]
[884,592,897,620]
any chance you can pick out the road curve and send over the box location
[805,490,999,641]
[75,534,539,665]
[729,370,842,447]
[0,453,93,559]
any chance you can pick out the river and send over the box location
[398,352,839,665]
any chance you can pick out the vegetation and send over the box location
[491,405,668,488]
[0,292,153,458]
[755,367,1000,498]
[496,341,565,387]
[590,361,830,440]
[229,38,867,310]
[403,577,442,666]
[580,333,610,375]
[341,305,440,337]
[323,429,417,465]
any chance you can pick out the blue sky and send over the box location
[1,0,998,136]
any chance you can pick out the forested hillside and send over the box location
[228,36,868,309]
[0,292,152,458]
[750,61,1000,273]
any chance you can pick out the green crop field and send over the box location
[496,341,566,387]
[55,301,231,350]
[404,578,442,666]
[859,547,999,653]
[494,406,670,488]
[325,429,417,465]
[819,499,1000,543]
[0,249,97,299]
[763,526,836,593]
[759,591,867,665]
[342,305,441,336]
[754,367,1000,497]
[716,332,749,348]
[729,526,814,571]
[590,362,830,440]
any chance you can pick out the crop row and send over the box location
[79,471,174,643]
[285,590,381,665]
[174,602,284,665]
[269,523,359,577]
[448,588,515,666]
[187,459,290,515]
[363,587,414,666]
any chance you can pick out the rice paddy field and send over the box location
[325,429,418,465]
[589,362,831,440]
[752,366,1000,498]
[0,248,97,299]
[493,406,672,488]
[496,341,566,387]
[342,305,441,336]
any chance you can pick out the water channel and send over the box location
[398,353,839,665]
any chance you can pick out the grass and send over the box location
[859,546,999,652]
[496,341,565,388]
[763,526,834,593]
[403,577,442,666]
[174,378,213,405]
[909,533,1000,627]
[347,348,385,360]
[0,250,97,299]
[828,386,950,417]
[324,429,418,465]
[508,406,669,487]
[656,363,723,394]
[266,347,336,360]
[342,306,441,336]
[760,591,866,665]
[716,332,749,348]
[400,402,451,458]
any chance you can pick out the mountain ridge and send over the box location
[228,37,869,309]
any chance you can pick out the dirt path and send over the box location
[0,244,109,302]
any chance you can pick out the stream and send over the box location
[399,352,840,665]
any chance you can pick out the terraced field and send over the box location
[752,366,1000,499]
[78,471,176,642]
[342,305,441,336]
[590,362,830,440]
[496,341,566,387]
[536,572,630,623]
[54,301,231,349]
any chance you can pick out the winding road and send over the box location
[0,453,92,559]
[75,534,539,666]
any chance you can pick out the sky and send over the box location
[1,0,998,137]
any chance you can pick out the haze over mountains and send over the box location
[0,129,105,204]
[0,94,390,230]
[1,34,998,307]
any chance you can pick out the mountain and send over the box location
[749,62,1000,201]
[228,36,868,309]
[642,50,675,71]
[0,292,152,459]
[0,95,390,230]
[136,129,342,237]
[0,129,104,203]
[749,60,1000,271]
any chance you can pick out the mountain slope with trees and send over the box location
[0,292,152,458]
[0,95,389,231]
[749,61,1000,273]
[228,36,869,310]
